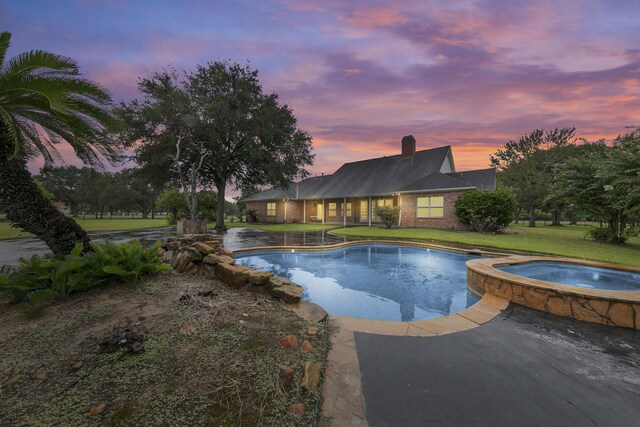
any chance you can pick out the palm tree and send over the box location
[0,32,119,255]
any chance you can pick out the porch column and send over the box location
[283,200,287,223]
[322,199,325,224]
[398,194,402,226]
[368,197,372,227]
[303,200,306,224]
[343,197,346,226]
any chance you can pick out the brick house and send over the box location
[244,135,496,228]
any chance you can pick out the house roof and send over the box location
[244,146,495,201]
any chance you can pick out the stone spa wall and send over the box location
[467,256,640,330]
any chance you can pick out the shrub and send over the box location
[587,227,615,243]
[0,240,170,310]
[246,209,258,222]
[455,189,516,233]
[375,206,400,229]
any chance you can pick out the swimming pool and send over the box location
[235,244,480,322]
[499,262,640,291]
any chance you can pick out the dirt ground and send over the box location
[0,272,328,426]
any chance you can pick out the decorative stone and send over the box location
[301,339,314,353]
[180,247,203,262]
[570,300,603,324]
[287,403,305,417]
[278,335,298,349]
[307,326,319,335]
[279,365,294,388]
[546,297,572,317]
[247,270,272,286]
[130,341,144,352]
[192,242,215,255]
[180,324,196,336]
[522,288,547,311]
[36,372,47,381]
[200,263,217,279]
[162,250,174,263]
[71,361,84,371]
[588,299,610,317]
[166,242,179,251]
[299,362,321,393]
[269,277,303,304]
[608,303,634,328]
[214,263,251,288]
[203,253,236,265]
[89,403,106,416]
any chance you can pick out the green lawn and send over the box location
[0,217,169,240]
[225,222,339,232]
[330,224,640,267]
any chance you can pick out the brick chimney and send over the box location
[401,135,416,158]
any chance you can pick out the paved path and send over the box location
[355,304,640,426]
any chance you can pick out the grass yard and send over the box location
[0,217,169,240]
[226,222,339,232]
[331,224,640,267]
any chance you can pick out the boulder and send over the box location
[247,269,272,286]
[161,250,174,263]
[200,263,217,280]
[279,365,295,388]
[165,242,180,252]
[214,263,251,288]
[269,277,303,304]
[170,252,190,272]
[299,362,321,393]
[192,242,215,255]
[180,247,203,263]
[203,253,235,265]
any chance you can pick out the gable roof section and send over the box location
[244,147,496,201]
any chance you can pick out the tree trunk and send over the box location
[0,135,91,255]
[215,181,226,230]
[551,209,562,226]
[528,204,536,227]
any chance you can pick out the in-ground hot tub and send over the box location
[499,262,640,291]
[467,256,640,329]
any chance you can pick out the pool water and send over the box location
[499,262,640,291]
[235,244,480,322]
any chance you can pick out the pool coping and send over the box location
[467,255,640,329]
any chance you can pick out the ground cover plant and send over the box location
[0,274,327,426]
[0,240,169,310]
[331,223,640,267]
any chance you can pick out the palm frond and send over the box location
[0,32,10,70]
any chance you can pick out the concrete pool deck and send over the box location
[321,302,640,426]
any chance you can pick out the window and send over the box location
[416,196,444,218]
[360,200,368,222]
[266,202,276,217]
[328,203,337,217]
[373,198,393,222]
[345,202,352,217]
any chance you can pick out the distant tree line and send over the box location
[491,127,640,243]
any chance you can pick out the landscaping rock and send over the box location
[200,263,217,280]
[247,269,272,286]
[278,335,298,349]
[193,242,215,255]
[180,247,203,263]
[162,250,174,263]
[130,342,144,353]
[170,252,190,272]
[214,263,250,288]
[307,326,319,336]
[287,403,305,417]
[301,339,314,353]
[299,362,321,393]
[71,361,84,371]
[269,277,303,304]
[203,253,235,265]
[166,242,179,252]
[279,365,295,388]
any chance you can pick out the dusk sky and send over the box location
[3,0,640,176]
